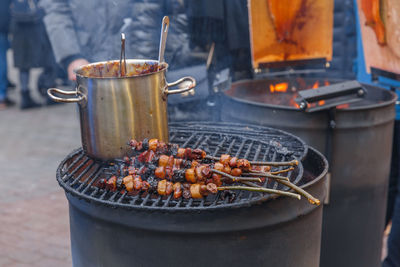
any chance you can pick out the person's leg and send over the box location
[384,197,400,267]
[19,68,40,109]
[19,69,29,92]
[387,122,400,225]
[0,33,8,106]
[384,121,400,267]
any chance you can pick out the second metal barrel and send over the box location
[221,81,397,267]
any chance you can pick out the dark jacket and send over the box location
[10,0,55,69]
[0,0,12,34]
[39,0,196,70]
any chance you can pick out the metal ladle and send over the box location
[158,16,169,66]
[119,33,127,77]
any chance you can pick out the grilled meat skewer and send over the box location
[129,139,297,167]
[205,155,299,167]
[98,176,301,200]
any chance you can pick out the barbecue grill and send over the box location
[57,122,327,267]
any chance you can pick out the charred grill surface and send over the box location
[57,124,307,211]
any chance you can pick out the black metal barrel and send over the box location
[221,80,397,267]
[64,147,327,267]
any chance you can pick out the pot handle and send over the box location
[164,76,196,98]
[47,88,85,103]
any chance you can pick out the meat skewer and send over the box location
[156,154,293,183]
[205,155,299,167]
[129,153,265,184]
[129,138,298,167]
[115,138,314,202]
[100,176,302,200]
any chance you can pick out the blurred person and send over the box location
[0,0,14,110]
[383,120,400,267]
[186,0,252,81]
[39,0,201,81]
[10,0,61,109]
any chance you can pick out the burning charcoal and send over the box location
[220,190,237,203]
[169,144,179,156]
[133,158,141,168]
[172,169,185,183]
[228,192,237,203]
[183,160,192,169]
[121,165,129,177]
[275,147,294,157]
[147,164,157,171]
[147,176,158,193]
[142,138,149,151]
[116,177,124,190]
[145,164,157,178]
[152,155,160,165]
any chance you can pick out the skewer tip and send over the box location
[309,199,321,205]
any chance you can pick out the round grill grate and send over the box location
[57,124,307,211]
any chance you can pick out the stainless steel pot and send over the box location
[47,59,196,160]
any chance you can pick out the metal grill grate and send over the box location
[57,124,306,211]
[170,122,308,160]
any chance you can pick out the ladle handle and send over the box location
[47,88,85,103]
[120,33,127,77]
[158,16,169,63]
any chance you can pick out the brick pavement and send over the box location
[0,92,80,266]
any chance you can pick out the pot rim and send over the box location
[75,59,169,79]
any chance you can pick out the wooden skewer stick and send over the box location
[242,180,320,205]
[250,160,299,166]
[269,167,295,175]
[278,180,320,205]
[217,186,301,200]
[243,171,289,181]
[211,169,262,182]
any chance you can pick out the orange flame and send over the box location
[270,82,288,93]
[310,81,326,106]
[312,81,319,89]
